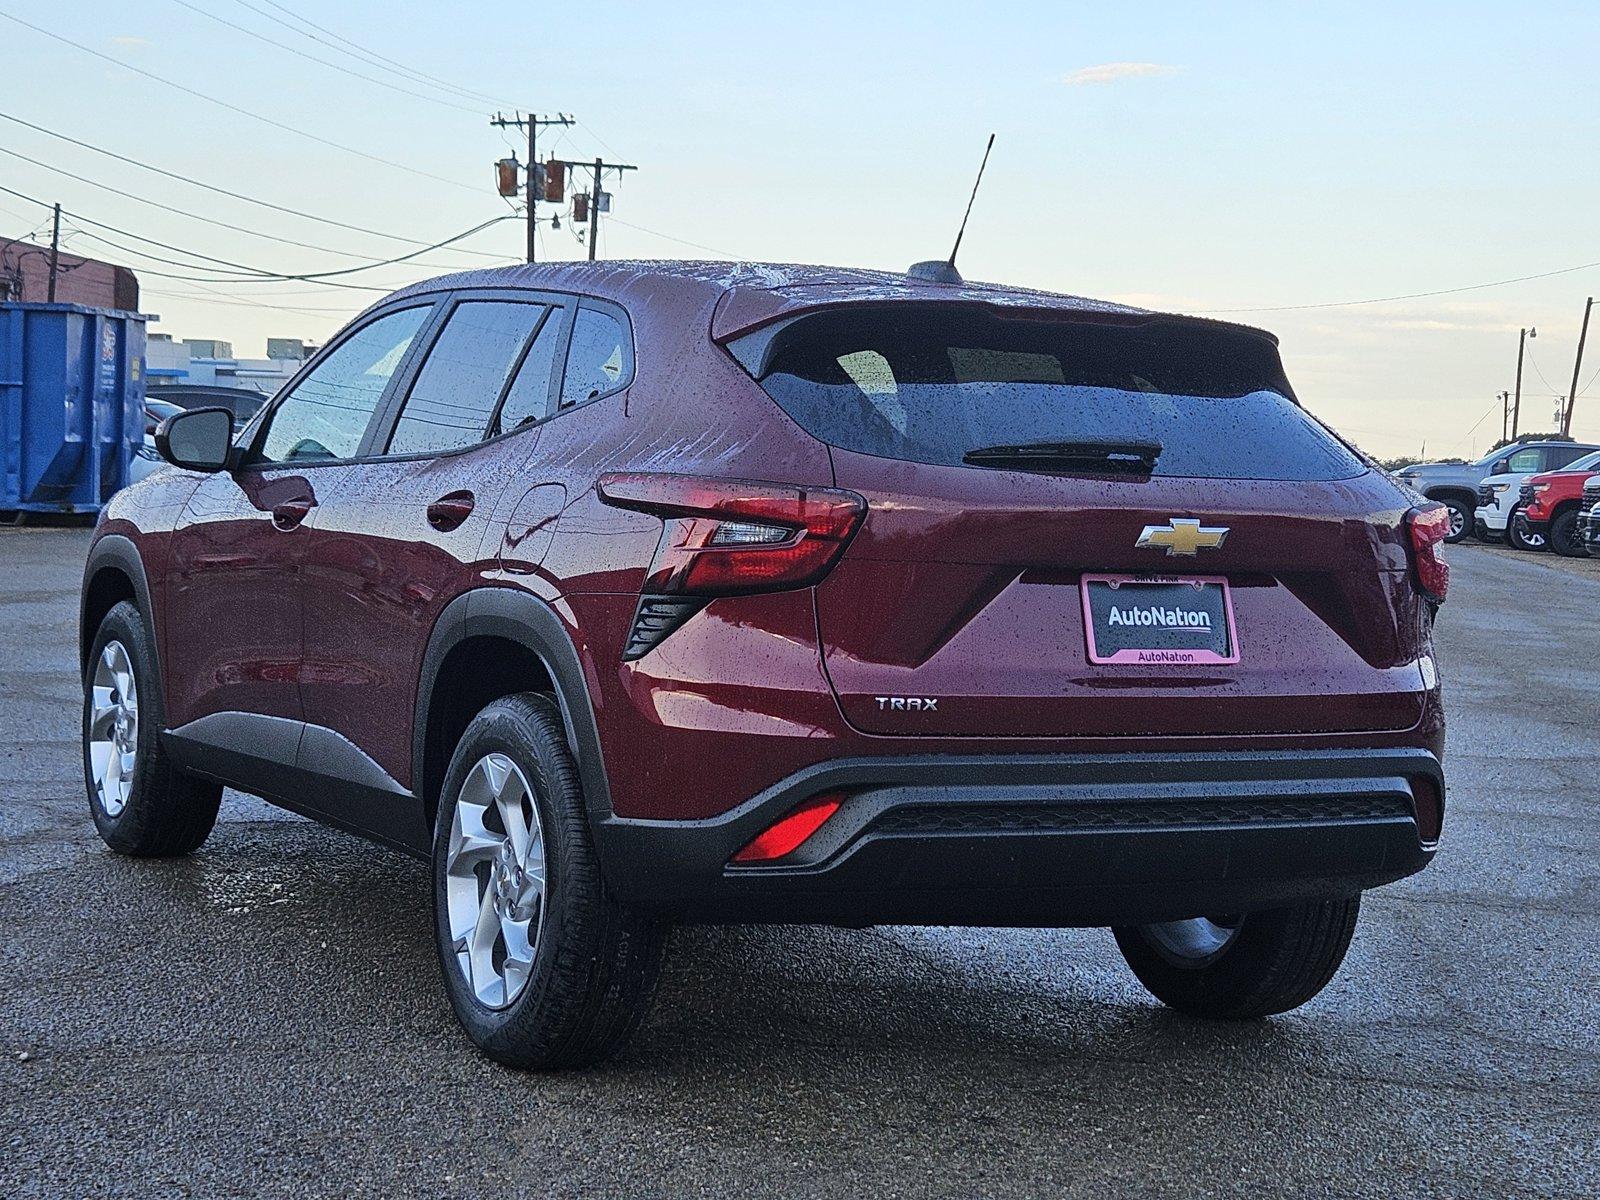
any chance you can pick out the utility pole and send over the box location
[488,112,574,263]
[1563,297,1593,437]
[1501,390,1510,442]
[1513,326,1535,438]
[588,157,603,261]
[46,202,60,302]
[554,157,637,261]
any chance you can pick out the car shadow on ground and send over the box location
[54,815,1338,1077]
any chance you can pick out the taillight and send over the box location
[597,473,866,596]
[729,794,844,865]
[1406,505,1450,602]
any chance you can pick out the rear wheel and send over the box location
[432,693,667,1069]
[1549,509,1585,557]
[1439,497,1472,543]
[1113,895,1361,1018]
[1506,507,1546,552]
[83,601,222,856]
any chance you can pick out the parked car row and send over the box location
[1395,440,1600,558]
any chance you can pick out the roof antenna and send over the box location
[908,133,995,285]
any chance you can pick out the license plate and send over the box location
[1081,574,1239,665]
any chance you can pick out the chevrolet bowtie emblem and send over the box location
[1136,518,1230,556]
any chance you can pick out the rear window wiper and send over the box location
[961,439,1162,475]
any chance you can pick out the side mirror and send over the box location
[1490,459,1510,475]
[155,406,234,473]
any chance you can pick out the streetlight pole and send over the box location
[1513,326,1536,438]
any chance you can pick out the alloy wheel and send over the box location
[88,640,139,818]
[444,753,548,1009]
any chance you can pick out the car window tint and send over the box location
[1506,448,1542,472]
[559,307,630,408]
[739,307,1364,481]
[256,307,428,464]
[494,307,565,432]
[387,301,550,455]
[1548,445,1591,470]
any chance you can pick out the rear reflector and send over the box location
[597,473,866,596]
[1406,505,1450,602]
[729,794,844,865]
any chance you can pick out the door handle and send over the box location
[427,490,476,532]
[271,496,316,531]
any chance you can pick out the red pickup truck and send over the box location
[1520,464,1600,556]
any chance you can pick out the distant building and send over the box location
[0,235,140,309]
[145,333,312,397]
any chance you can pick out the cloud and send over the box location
[1064,62,1179,86]
[110,35,150,50]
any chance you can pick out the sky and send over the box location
[3,0,1598,459]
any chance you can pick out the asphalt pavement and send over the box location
[2,526,1596,1199]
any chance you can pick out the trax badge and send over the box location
[1136,518,1229,556]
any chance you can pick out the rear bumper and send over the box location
[594,748,1443,927]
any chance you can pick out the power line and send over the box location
[239,0,519,109]
[166,0,483,115]
[143,285,360,317]
[603,215,737,258]
[1526,347,1562,396]
[0,181,510,289]
[1197,257,1600,314]
[0,141,500,272]
[0,110,502,259]
[63,225,390,293]
[0,9,480,194]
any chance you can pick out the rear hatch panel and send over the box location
[816,451,1427,738]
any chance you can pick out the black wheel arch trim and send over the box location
[414,586,614,828]
[80,533,164,706]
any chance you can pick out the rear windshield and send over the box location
[733,308,1366,481]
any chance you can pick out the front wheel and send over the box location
[1439,497,1473,543]
[1506,507,1547,552]
[1549,510,1586,557]
[83,601,222,856]
[1113,895,1361,1019]
[432,693,667,1070]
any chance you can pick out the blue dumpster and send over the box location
[0,301,147,516]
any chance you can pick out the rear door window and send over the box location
[734,307,1365,482]
[386,300,553,455]
[1546,444,1593,470]
[493,307,566,433]
[558,305,632,409]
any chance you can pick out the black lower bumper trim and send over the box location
[594,748,1442,927]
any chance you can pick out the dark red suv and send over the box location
[80,261,1449,1068]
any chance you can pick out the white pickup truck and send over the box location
[1477,448,1600,549]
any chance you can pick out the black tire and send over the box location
[1506,506,1546,552]
[432,693,666,1070]
[1549,509,1585,557]
[1113,895,1361,1019]
[1439,497,1472,543]
[83,600,222,856]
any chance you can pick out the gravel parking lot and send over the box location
[2,527,1596,1199]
